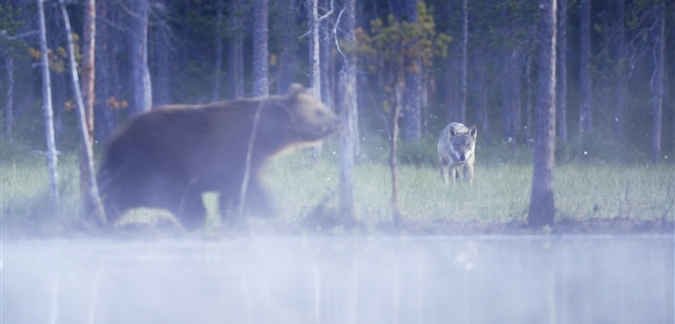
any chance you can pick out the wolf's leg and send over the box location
[439,158,450,185]
[451,166,460,184]
[463,164,474,185]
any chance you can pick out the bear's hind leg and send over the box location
[177,192,207,230]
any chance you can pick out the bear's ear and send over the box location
[286,83,308,100]
[469,125,477,139]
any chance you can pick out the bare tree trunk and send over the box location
[252,0,269,97]
[338,0,357,225]
[458,0,468,124]
[528,0,557,228]
[229,0,245,99]
[614,0,625,141]
[60,0,107,225]
[277,0,297,94]
[309,0,321,100]
[320,0,334,108]
[37,0,60,210]
[556,0,568,143]
[212,0,224,102]
[390,81,403,227]
[129,0,152,112]
[3,56,13,138]
[153,0,170,105]
[94,0,115,140]
[650,1,664,162]
[525,54,534,143]
[579,0,592,133]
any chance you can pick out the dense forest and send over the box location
[1,0,673,158]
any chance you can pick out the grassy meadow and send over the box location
[1,140,674,235]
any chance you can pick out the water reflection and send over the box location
[3,236,673,324]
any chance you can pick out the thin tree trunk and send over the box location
[60,0,107,225]
[526,54,534,143]
[212,0,224,102]
[130,0,152,112]
[277,0,297,94]
[557,0,568,143]
[528,0,557,228]
[338,0,357,225]
[252,0,268,97]
[403,0,421,141]
[3,56,13,138]
[229,0,245,99]
[579,0,592,133]
[458,0,468,124]
[38,0,60,210]
[153,0,170,105]
[320,0,334,108]
[650,1,664,162]
[614,0,625,141]
[309,0,321,100]
[390,81,403,227]
[94,0,114,140]
[79,0,107,224]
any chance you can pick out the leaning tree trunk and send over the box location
[579,0,592,134]
[650,0,664,163]
[528,0,557,228]
[252,0,268,97]
[338,0,357,225]
[60,0,107,225]
[37,0,60,210]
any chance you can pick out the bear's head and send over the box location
[277,84,339,143]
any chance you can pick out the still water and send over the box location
[2,235,673,324]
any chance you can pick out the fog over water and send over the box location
[2,235,673,323]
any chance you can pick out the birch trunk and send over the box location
[37,0,60,210]
[338,0,357,224]
[60,1,107,225]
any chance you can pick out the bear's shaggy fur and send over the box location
[98,84,338,229]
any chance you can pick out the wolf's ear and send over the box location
[469,125,477,139]
[449,127,458,137]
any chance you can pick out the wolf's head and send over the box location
[450,125,477,163]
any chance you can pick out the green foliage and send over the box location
[0,5,29,58]
[354,2,451,107]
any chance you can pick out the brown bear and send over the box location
[97,84,339,229]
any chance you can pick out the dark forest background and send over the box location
[1,0,674,162]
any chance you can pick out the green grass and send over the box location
[1,144,673,235]
[262,147,674,227]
